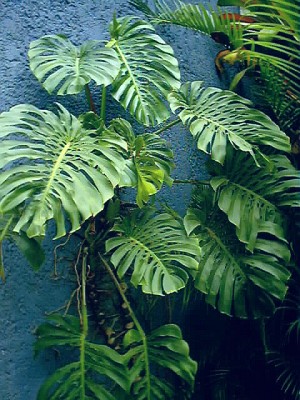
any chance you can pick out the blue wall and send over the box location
[0,1,224,398]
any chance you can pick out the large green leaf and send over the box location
[0,104,126,238]
[184,186,291,318]
[106,207,200,295]
[208,149,300,251]
[35,314,130,399]
[108,16,180,126]
[123,324,198,399]
[168,81,291,164]
[107,118,174,206]
[28,35,121,95]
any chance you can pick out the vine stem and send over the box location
[85,84,96,113]
[80,247,89,400]
[99,254,151,400]
[100,86,107,122]
[173,179,210,185]
[152,117,181,135]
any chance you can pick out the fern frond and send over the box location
[131,0,244,47]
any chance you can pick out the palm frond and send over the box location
[0,104,126,238]
[130,0,244,47]
[267,350,300,400]
[28,35,121,95]
[208,148,300,251]
[35,314,130,399]
[168,81,290,165]
[123,324,198,399]
[184,186,291,318]
[108,16,180,126]
[252,63,300,133]
[106,207,200,295]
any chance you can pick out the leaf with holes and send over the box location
[184,186,291,318]
[168,81,290,164]
[0,104,126,238]
[106,207,200,295]
[108,16,180,126]
[28,35,121,95]
[208,148,300,251]
[106,118,175,206]
[123,324,198,399]
[35,314,130,400]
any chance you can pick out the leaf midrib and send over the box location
[226,180,280,213]
[205,226,246,279]
[40,141,71,205]
[114,43,146,114]
[129,235,170,276]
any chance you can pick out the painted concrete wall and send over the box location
[0,1,225,398]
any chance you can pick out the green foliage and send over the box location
[130,0,243,46]
[0,214,45,281]
[184,186,291,318]
[29,35,121,95]
[133,0,300,132]
[123,324,198,399]
[35,314,130,399]
[108,16,180,126]
[1,5,299,398]
[208,148,300,250]
[168,81,290,164]
[107,118,175,206]
[0,103,126,238]
[106,207,200,295]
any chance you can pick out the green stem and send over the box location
[100,86,107,122]
[80,248,89,400]
[259,318,268,353]
[152,118,181,135]
[173,179,210,185]
[100,255,151,400]
[85,84,96,113]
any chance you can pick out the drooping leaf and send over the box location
[108,16,180,126]
[35,314,130,400]
[107,118,175,206]
[0,104,126,238]
[168,81,290,164]
[184,186,291,318]
[208,148,300,251]
[0,214,45,279]
[28,35,121,95]
[13,232,45,271]
[106,207,200,295]
[123,324,198,399]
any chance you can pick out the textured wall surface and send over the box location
[0,1,224,399]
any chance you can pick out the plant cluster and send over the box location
[0,0,299,399]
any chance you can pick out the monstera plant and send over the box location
[0,4,299,400]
